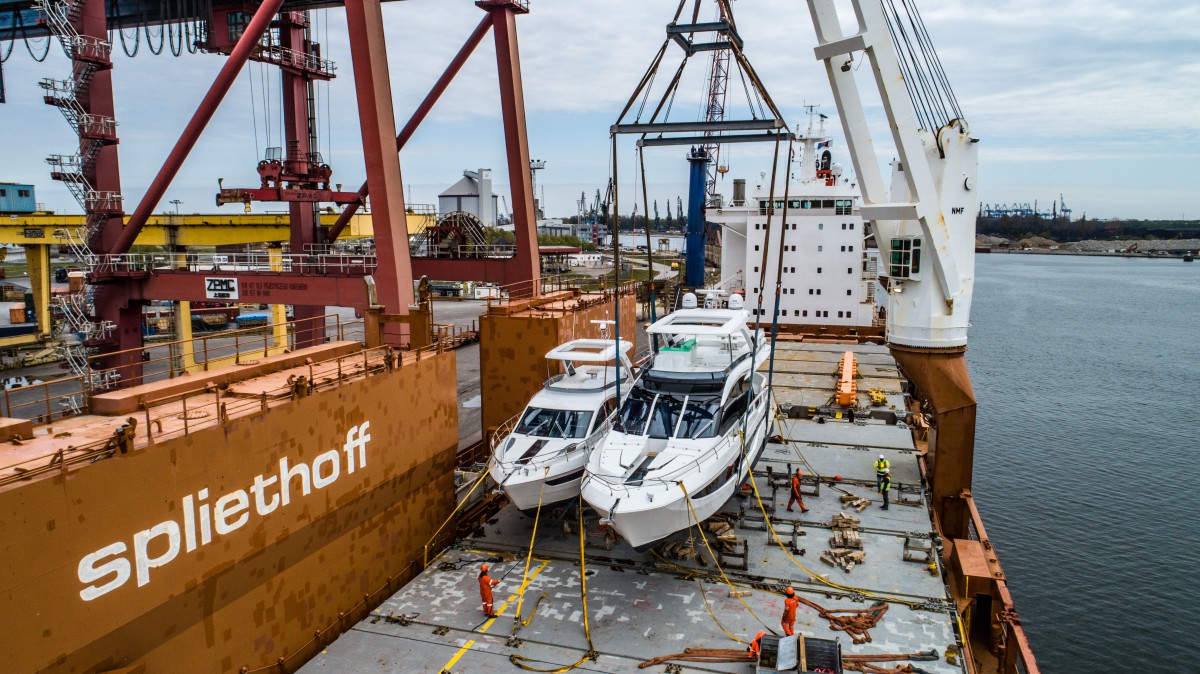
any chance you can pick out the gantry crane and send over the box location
[2,0,543,387]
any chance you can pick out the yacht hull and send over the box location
[585,413,770,549]
[492,458,587,511]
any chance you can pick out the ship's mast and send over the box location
[795,104,827,184]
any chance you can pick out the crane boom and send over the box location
[806,0,977,350]
[799,10,1048,674]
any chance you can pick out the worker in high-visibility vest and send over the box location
[478,563,501,618]
[874,454,890,492]
[880,470,892,510]
[787,468,809,513]
[781,586,800,636]
[747,630,767,659]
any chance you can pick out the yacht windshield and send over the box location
[614,389,654,435]
[515,408,593,439]
[677,397,720,439]
[647,395,684,439]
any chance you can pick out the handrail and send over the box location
[492,417,613,473]
[0,342,444,488]
[0,375,88,422]
[93,251,378,275]
[484,278,641,309]
[960,490,1042,674]
[86,312,363,390]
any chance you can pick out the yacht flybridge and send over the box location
[490,339,635,511]
[581,296,772,548]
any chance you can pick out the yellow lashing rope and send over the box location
[511,468,550,636]
[679,481,777,636]
[770,400,820,477]
[695,576,749,645]
[741,429,927,610]
[422,459,496,568]
[645,545,750,646]
[509,502,600,672]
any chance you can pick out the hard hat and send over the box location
[879,454,885,459]
[481,563,489,572]
[795,468,803,475]
[785,586,795,594]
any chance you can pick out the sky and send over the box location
[1,0,1198,222]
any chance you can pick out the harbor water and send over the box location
[967,254,1198,672]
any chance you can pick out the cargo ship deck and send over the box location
[302,340,966,673]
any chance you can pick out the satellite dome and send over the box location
[681,292,698,309]
[728,293,745,309]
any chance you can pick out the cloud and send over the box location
[1,0,1197,220]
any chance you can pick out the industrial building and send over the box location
[438,168,501,228]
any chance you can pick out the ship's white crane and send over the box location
[805,0,978,350]
[802,0,980,543]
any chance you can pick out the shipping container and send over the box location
[0,183,37,214]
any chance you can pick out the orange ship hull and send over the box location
[0,350,458,673]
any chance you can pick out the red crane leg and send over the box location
[280,12,324,347]
[344,0,414,331]
[486,2,540,296]
[325,15,493,243]
[79,0,144,382]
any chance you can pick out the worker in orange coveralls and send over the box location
[781,586,800,636]
[747,630,766,659]
[786,468,810,513]
[478,563,500,618]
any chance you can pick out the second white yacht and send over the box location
[490,339,634,512]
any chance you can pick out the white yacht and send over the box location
[580,296,772,549]
[490,339,635,512]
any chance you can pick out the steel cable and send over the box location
[18,11,51,62]
[679,481,777,636]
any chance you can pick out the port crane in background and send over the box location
[805,1,1038,671]
[0,0,544,386]
[700,5,731,202]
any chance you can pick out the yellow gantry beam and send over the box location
[0,211,435,247]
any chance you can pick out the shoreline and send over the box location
[979,248,1195,259]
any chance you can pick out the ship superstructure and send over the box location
[709,111,884,336]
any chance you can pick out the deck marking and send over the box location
[442,639,475,669]
[438,558,550,671]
